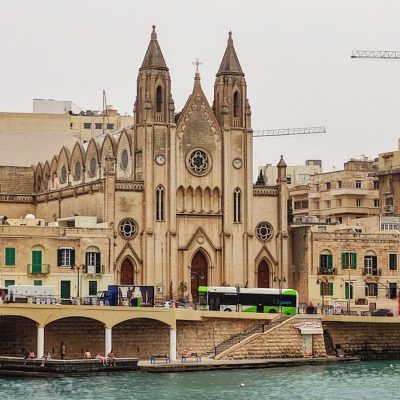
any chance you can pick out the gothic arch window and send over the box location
[156,86,163,113]
[233,188,241,223]
[156,185,165,221]
[233,91,240,118]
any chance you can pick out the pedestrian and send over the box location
[118,287,123,306]
[84,349,92,359]
[127,287,133,306]
[107,349,116,366]
[60,342,66,360]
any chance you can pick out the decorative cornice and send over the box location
[253,186,279,197]
[115,181,144,192]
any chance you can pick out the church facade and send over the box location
[0,27,289,301]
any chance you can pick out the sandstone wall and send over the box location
[0,166,34,194]
[323,321,400,360]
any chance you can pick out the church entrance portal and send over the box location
[258,260,270,288]
[190,251,208,303]
[120,258,134,285]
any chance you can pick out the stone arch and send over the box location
[257,259,271,288]
[212,186,221,212]
[50,155,58,188]
[35,162,43,193]
[57,146,71,187]
[116,130,133,179]
[194,186,202,212]
[186,186,194,212]
[100,133,117,171]
[204,187,211,213]
[85,138,101,180]
[43,161,50,190]
[44,317,105,359]
[190,249,209,302]
[70,141,85,183]
[0,316,37,356]
[176,186,185,212]
[120,257,136,285]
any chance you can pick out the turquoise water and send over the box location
[1,361,400,400]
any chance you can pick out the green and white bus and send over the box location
[198,286,298,315]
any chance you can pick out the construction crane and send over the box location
[351,50,400,60]
[253,126,325,137]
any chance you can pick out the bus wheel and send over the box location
[224,308,232,312]
[268,309,277,313]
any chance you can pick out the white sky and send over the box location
[2,0,400,175]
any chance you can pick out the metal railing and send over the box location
[27,264,50,274]
[317,268,337,276]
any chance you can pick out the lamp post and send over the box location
[273,276,286,321]
[71,264,85,302]
[316,277,329,314]
[191,271,205,309]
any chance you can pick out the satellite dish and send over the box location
[24,214,35,219]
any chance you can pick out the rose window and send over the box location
[188,149,210,175]
[256,222,273,242]
[118,218,138,240]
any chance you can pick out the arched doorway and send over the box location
[257,260,270,288]
[120,258,134,285]
[190,251,208,303]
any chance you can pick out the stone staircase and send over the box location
[204,315,292,358]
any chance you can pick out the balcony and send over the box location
[362,268,382,276]
[84,265,104,275]
[27,264,50,275]
[317,268,337,276]
[382,205,395,214]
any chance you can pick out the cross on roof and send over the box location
[192,58,203,73]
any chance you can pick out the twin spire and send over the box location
[140,26,243,76]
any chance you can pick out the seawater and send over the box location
[1,361,400,400]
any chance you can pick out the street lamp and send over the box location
[70,264,85,301]
[316,277,329,314]
[191,271,205,309]
[273,276,286,321]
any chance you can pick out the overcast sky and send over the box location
[2,1,400,175]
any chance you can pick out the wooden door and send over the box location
[191,251,208,303]
[121,259,134,285]
[257,260,269,288]
[61,281,71,299]
[32,250,42,274]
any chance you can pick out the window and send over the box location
[121,149,129,169]
[294,200,308,210]
[374,180,380,190]
[57,249,75,267]
[337,199,342,207]
[326,182,331,190]
[95,123,103,129]
[74,161,81,180]
[31,250,42,274]
[341,252,357,269]
[5,247,16,266]
[355,180,362,189]
[326,200,331,208]
[325,218,331,224]
[356,198,361,207]
[60,165,67,184]
[318,226,327,232]
[156,86,163,113]
[255,222,273,242]
[286,175,292,185]
[34,280,42,286]
[374,199,379,208]
[364,255,377,275]
[389,253,398,270]
[83,123,91,129]
[89,158,97,177]
[337,217,343,224]
[233,91,240,118]
[338,181,342,188]
[389,283,397,299]
[86,251,101,274]
[156,185,165,221]
[118,218,138,240]
[345,282,354,299]
[365,283,378,297]
[298,174,310,184]
[320,281,333,296]
[381,223,399,230]
[89,281,97,296]
[4,280,15,287]
[316,184,320,191]
[107,123,114,130]
[319,254,333,273]
[70,122,73,128]
[233,188,241,223]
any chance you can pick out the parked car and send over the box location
[371,309,394,317]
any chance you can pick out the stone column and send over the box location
[169,328,177,361]
[105,326,112,356]
[37,325,45,359]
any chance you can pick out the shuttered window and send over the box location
[5,247,15,266]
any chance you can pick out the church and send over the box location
[0,27,290,302]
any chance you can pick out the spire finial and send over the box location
[228,31,233,45]
[151,25,157,40]
[192,58,203,74]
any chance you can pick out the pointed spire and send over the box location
[217,31,244,76]
[193,72,201,89]
[140,25,168,71]
[277,155,287,168]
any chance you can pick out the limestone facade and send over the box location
[0,27,290,300]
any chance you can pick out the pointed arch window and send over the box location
[156,185,165,221]
[234,188,241,223]
[233,91,240,118]
[156,86,163,113]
